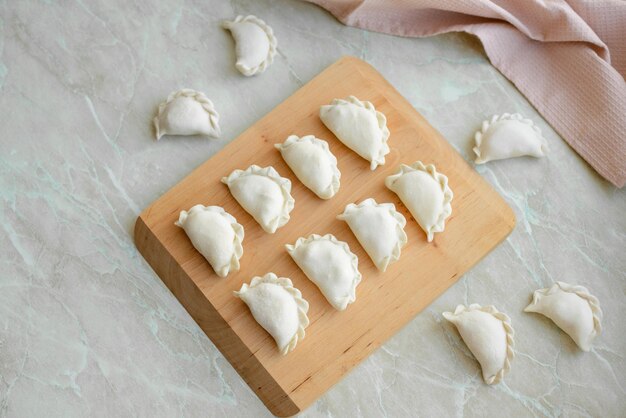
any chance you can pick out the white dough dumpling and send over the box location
[175,205,243,277]
[286,234,361,311]
[320,96,390,170]
[443,304,515,385]
[337,198,407,272]
[524,282,602,351]
[222,15,277,76]
[222,165,294,234]
[275,134,340,199]
[234,273,309,355]
[473,113,547,164]
[153,89,220,139]
[385,161,453,242]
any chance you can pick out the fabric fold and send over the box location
[307,0,626,187]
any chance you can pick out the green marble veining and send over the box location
[0,0,624,416]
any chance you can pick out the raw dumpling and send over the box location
[175,205,243,277]
[473,113,547,164]
[286,234,361,311]
[443,304,515,385]
[222,15,277,76]
[337,198,407,272]
[275,134,340,199]
[319,96,390,170]
[222,165,295,234]
[524,282,602,351]
[385,161,453,242]
[234,273,309,355]
[153,89,220,140]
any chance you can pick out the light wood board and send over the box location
[134,56,515,417]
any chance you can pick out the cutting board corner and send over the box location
[134,57,515,416]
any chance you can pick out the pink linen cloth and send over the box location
[306,0,626,187]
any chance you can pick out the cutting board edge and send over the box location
[286,212,515,410]
[133,205,515,417]
[133,215,302,417]
[133,55,518,417]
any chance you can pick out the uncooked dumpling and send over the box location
[222,165,294,234]
[443,304,515,385]
[320,96,390,170]
[524,282,602,351]
[153,89,220,139]
[175,205,243,277]
[286,234,361,311]
[337,198,407,272]
[222,15,277,76]
[234,273,309,355]
[473,113,547,164]
[275,134,340,199]
[385,161,453,242]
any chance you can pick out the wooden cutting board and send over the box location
[134,56,515,417]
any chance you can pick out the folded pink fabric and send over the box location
[307,0,626,187]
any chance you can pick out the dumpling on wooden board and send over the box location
[385,161,453,242]
[222,165,294,234]
[175,205,243,277]
[320,96,390,170]
[234,272,309,355]
[337,198,407,272]
[286,234,361,311]
[275,134,340,199]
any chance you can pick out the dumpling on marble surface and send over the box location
[153,89,220,140]
[222,15,277,76]
[319,96,390,170]
[524,282,602,351]
[222,165,294,234]
[234,272,309,355]
[286,234,361,311]
[385,161,453,242]
[443,304,515,385]
[473,113,547,164]
[175,205,243,277]
[275,134,340,199]
[337,198,407,272]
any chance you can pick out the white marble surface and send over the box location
[1,0,624,416]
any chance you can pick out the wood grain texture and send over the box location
[134,56,515,417]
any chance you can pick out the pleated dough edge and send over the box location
[221,15,278,76]
[285,233,362,310]
[233,272,309,355]
[473,113,547,164]
[323,96,390,170]
[337,198,407,272]
[384,161,453,242]
[524,281,603,347]
[443,304,515,385]
[153,88,220,140]
[175,204,244,277]
[221,165,295,233]
[275,134,341,199]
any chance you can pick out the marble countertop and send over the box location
[1,0,624,416]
